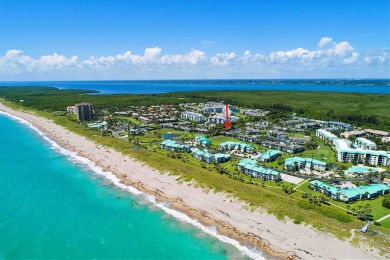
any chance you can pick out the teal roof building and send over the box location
[238,158,281,181]
[192,148,231,164]
[195,136,211,147]
[347,167,378,175]
[310,180,389,202]
[161,140,191,153]
[285,157,327,171]
[258,150,281,162]
[219,141,255,153]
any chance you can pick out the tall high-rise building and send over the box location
[75,103,93,121]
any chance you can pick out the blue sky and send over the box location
[0,0,389,80]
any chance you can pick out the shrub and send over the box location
[382,193,390,209]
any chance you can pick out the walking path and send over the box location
[377,213,390,222]
[293,179,308,190]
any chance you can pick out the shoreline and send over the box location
[0,102,381,259]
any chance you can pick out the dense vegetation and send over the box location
[383,193,390,209]
[0,87,389,130]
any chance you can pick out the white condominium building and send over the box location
[181,111,206,122]
[355,137,377,150]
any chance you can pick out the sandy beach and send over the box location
[0,102,381,259]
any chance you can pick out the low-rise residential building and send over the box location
[219,141,256,153]
[67,106,76,114]
[237,134,258,143]
[87,121,108,131]
[238,159,281,181]
[192,148,214,163]
[364,129,389,138]
[214,153,231,163]
[241,109,269,117]
[382,137,390,143]
[347,167,378,175]
[181,111,206,122]
[320,121,352,131]
[286,144,304,154]
[310,180,389,203]
[268,130,288,139]
[192,148,231,164]
[195,136,211,147]
[355,137,377,150]
[340,130,366,139]
[161,140,191,153]
[138,116,152,124]
[258,150,281,162]
[316,129,337,142]
[285,157,327,171]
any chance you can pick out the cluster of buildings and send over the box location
[342,129,390,143]
[241,109,270,117]
[115,105,178,124]
[316,129,390,166]
[310,180,389,203]
[238,159,281,181]
[180,102,241,125]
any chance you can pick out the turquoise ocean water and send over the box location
[0,113,260,259]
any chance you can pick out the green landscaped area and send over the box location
[113,116,141,125]
[380,217,390,229]
[299,138,337,163]
[296,183,390,223]
[1,88,390,254]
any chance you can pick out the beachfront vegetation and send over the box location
[1,87,390,255]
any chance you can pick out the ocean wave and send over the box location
[0,111,265,260]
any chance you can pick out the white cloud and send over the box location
[211,52,237,65]
[0,37,388,79]
[318,37,333,48]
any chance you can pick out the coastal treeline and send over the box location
[0,87,389,130]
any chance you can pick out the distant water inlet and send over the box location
[0,113,263,260]
[0,79,389,94]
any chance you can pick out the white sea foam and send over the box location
[0,111,265,260]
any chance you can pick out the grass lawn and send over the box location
[137,129,196,143]
[288,133,305,138]
[114,116,141,125]
[209,136,240,147]
[380,217,390,229]
[298,138,336,162]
